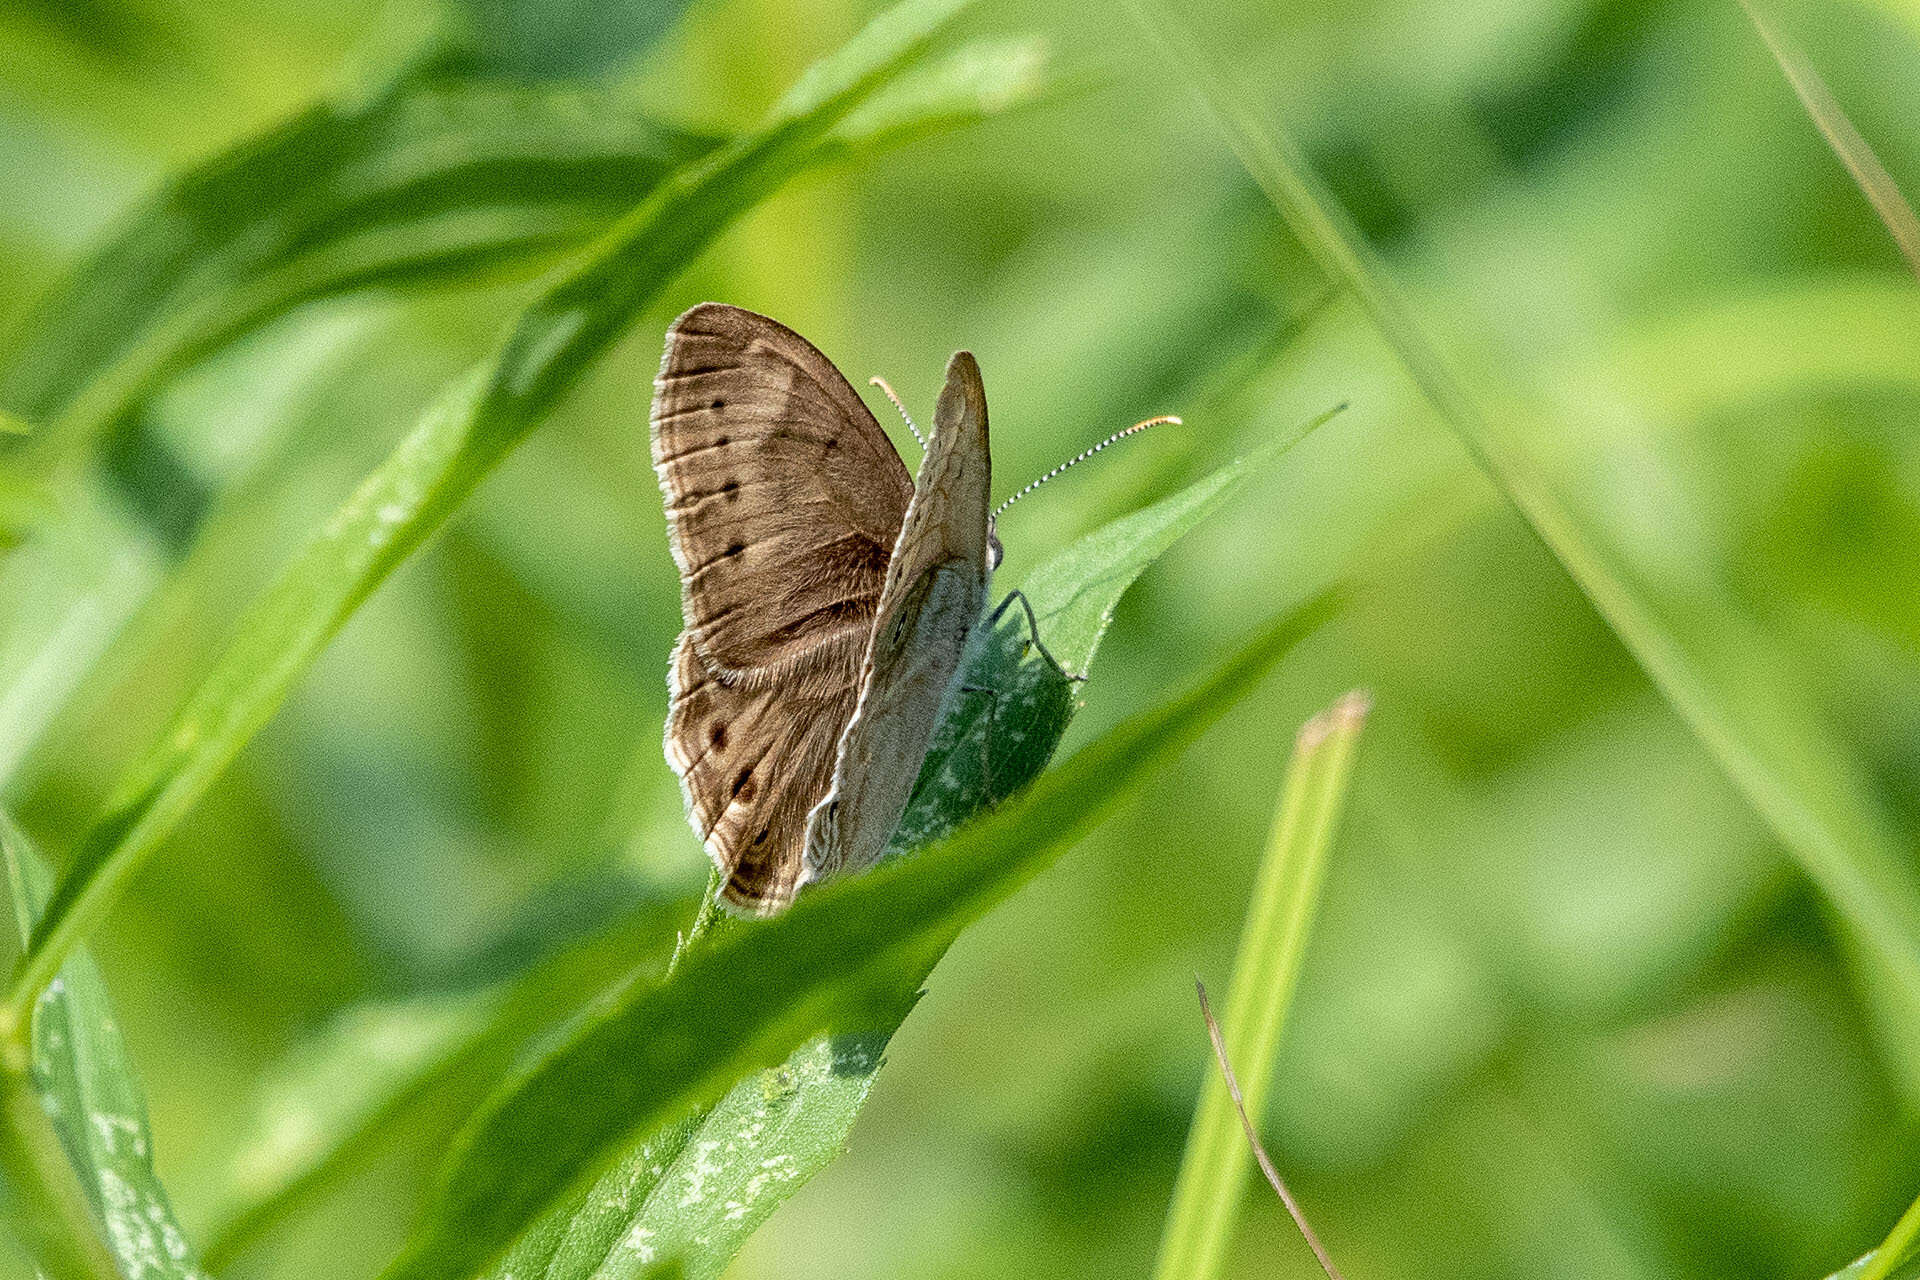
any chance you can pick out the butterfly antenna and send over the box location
[992,415,1180,520]
[869,376,926,449]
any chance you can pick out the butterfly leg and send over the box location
[991,589,1086,682]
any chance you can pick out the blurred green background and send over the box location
[3,0,1920,1277]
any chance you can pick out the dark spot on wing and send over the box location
[733,768,756,801]
[723,542,745,558]
[752,827,769,846]
[710,721,727,749]
[710,397,725,410]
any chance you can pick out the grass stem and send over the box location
[1153,691,1367,1280]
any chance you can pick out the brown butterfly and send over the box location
[652,303,996,915]
[653,304,1174,915]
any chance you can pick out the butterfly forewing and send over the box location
[654,303,912,913]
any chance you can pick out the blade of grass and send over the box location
[1153,691,1366,1280]
[0,0,981,1054]
[1737,0,1920,281]
[1852,1190,1920,1280]
[1135,0,1920,1102]
[380,592,1336,1280]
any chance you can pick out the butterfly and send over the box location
[651,303,999,916]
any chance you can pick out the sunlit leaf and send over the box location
[0,815,205,1280]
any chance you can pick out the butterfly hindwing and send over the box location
[664,637,856,913]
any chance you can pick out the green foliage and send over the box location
[1137,0,1920,1101]
[197,887,691,1269]
[0,0,986,1045]
[469,423,1334,1280]
[5,0,1920,1277]
[388,582,1330,1280]
[0,816,201,1279]
[0,84,713,457]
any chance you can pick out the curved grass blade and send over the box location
[1134,0,1920,1102]
[0,0,983,1051]
[469,426,1330,1280]
[382,589,1336,1280]
[0,83,716,460]
[1738,0,1920,281]
[1842,1190,1920,1280]
[196,887,687,1270]
[0,35,1054,472]
[0,814,204,1280]
[1154,692,1366,1280]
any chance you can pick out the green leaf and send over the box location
[0,81,715,457]
[1136,0,1920,1103]
[0,814,205,1280]
[1154,691,1367,1280]
[1,0,984,1051]
[445,0,695,81]
[463,425,1332,1280]
[486,1032,886,1280]
[387,574,1335,1280]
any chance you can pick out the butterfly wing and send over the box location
[664,637,858,912]
[653,303,912,913]
[653,302,912,678]
[804,351,993,884]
